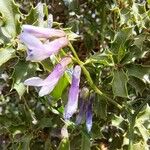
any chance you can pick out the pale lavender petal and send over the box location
[44,37,69,55]
[22,25,66,38]
[24,77,44,86]
[64,65,81,120]
[38,78,59,97]
[42,57,72,86]
[24,57,72,97]
[20,32,51,62]
[86,94,94,132]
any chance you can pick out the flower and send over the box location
[24,57,72,97]
[76,90,94,132]
[64,65,81,120]
[20,32,69,61]
[76,87,89,125]
[19,25,69,62]
[86,94,94,132]
[22,25,66,38]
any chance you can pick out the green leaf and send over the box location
[86,51,113,66]
[20,134,32,150]
[112,69,128,98]
[12,61,37,97]
[136,123,149,144]
[38,117,52,129]
[111,27,133,62]
[0,0,21,37]
[51,73,70,100]
[0,47,15,66]
[57,138,70,150]
[126,64,150,82]
[25,6,39,25]
[94,95,107,120]
[133,141,148,150]
[111,27,133,53]
[81,132,91,150]
[128,76,146,95]
[133,34,146,50]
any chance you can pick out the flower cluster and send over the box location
[20,25,92,132]
[20,25,69,62]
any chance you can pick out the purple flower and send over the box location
[76,87,89,125]
[64,65,81,120]
[19,25,69,62]
[24,57,72,97]
[22,25,66,38]
[86,94,94,132]
[76,90,94,132]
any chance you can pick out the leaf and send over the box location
[111,27,133,63]
[0,0,21,37]
[57,138,70,150]
[87,51,113,66]
[126,64,150,82]
[94,95,107,120]
[133,34,146,50]
[38,117,52,129]
[0,47,15,66]
[128,76,146,95]
[111,27,133,53]
[133,141,148,150]
[20,134,32,150]
[51,73,70,100]
[112,69,128,98]
[12,61,37,97]
[81,132,91,150]
[25,6,39,25]
[136,123,149,144]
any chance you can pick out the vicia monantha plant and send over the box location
[0,0,150,149]
[20,24,93,132]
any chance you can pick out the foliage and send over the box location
[0,0,150,149]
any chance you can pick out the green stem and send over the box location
[68,43,122,110]
[128,115,135,150]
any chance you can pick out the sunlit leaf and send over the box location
[12,61,37,97]
[0,0,21,37]
[126,64,150,83]
[112,69,128,98]
[57,138,70,150]
[0,47,15,66]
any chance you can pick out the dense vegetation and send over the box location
[0,0,150,149]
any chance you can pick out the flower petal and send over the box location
[24,77,44,86]
[24,57,72,97]
[86,94,94,132]
[39,80,58,97]
[76,99,85,125]
[20,32,51,61]
[76,87,89,125]
[44,37,69,55]
[22,25,66,38]
[64,65,81,120]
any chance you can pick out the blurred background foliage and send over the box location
[0,0,150,149]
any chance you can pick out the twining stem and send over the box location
[68,42,122,110]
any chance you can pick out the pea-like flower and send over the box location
[22,25,66,38]
[64,65,81,120]
[24,57,72,97]
[19,25,69,62]
[76,90,94,132]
